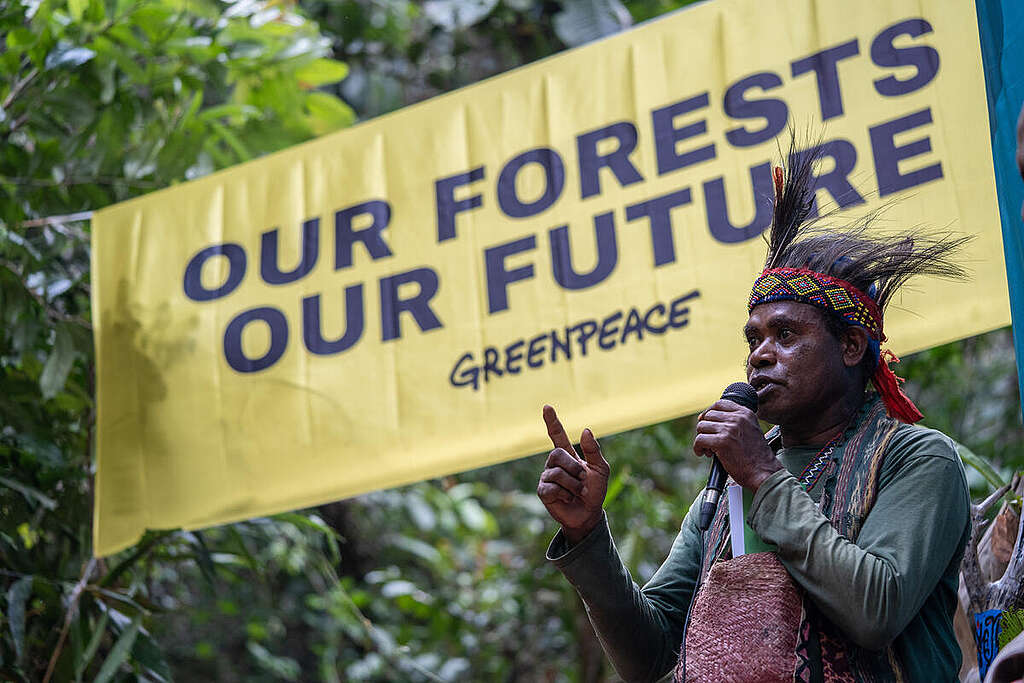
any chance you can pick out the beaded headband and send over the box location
[748,266,923,424]
[748,267,884,341]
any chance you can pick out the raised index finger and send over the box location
[543,405,578,458]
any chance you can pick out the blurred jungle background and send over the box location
[1,0,1021,680]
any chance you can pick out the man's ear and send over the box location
[841,326,870,369]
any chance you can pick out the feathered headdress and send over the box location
[749,138,970,423]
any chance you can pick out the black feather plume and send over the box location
[760,134,970,313]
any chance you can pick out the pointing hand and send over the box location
[536,405,610,545]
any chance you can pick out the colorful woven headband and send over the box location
[749,268,884,340]
[748,267,923,424]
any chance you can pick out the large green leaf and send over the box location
[456,498,497,535]
[304,91,356,135]
[387,535,442,566]
[294,58,349,87]
[39,322,75,399]
[272,511,340,538]
[198,103,259,123]
[5,27,35,51]
[6,575,33,666]
[68,0,87,22]
[90,35,146,83]
[43,42,96,70]
[13,433,64,468]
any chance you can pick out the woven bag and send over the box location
[675,552,802,683]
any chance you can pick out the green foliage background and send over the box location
[0,0,1020,680]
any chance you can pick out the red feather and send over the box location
[871,350,923,423]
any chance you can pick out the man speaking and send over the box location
[537,154,971,681]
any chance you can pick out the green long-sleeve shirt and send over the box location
[546,423,970,682]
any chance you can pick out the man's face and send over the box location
[743,300,849,427]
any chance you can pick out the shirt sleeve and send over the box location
[746,428,969,650]
[546,505,703,682]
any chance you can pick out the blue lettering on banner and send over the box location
[652,92,716,175]
[485,235,537,313]
[449,290,700,390]
[302,285,365,355]
[869,108,943,196]
[224,306,289,372]
[704,162,774,244]
[380,267,443,342]
[577,121,645,199]
[335,200,393,269]
[183,243,247,302]
[724,72,789,148]
[791,40,860,121]
[549,211,618,290]
[789,139,866,216]
[498,148,566,218]
[262,218,319,285]
[435,167,485,242]
[625,189,693,267]
[871,19,940,97]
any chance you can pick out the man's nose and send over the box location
[747,339,774,368]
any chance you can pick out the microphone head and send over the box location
[721,382,758,412]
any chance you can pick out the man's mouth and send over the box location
[750,377,781,393]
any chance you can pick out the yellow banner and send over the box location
[92,0,1010,555]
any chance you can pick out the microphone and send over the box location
[696,382,758,532]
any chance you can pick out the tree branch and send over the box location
[0,174,162,189]
[963,483,1012,613]
[17,211,94,229]
[2,65,39,110]
[42,557,97,683]
[992,476,1024,609]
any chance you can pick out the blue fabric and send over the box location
[976,0,1024,420]
[975,608,1003,680]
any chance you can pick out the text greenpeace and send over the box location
[450,291,700,391]
[182,18,941,379]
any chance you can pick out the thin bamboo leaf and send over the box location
[0,475,57,510]
[958,441,1007,491]
[131,629,172,682]
[209,120,251,162]
[75,611,109,682]
[93,615,141,683]
[603,465,631,506]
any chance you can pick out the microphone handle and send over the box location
[697,457,726,531]
[695,382,758,532]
